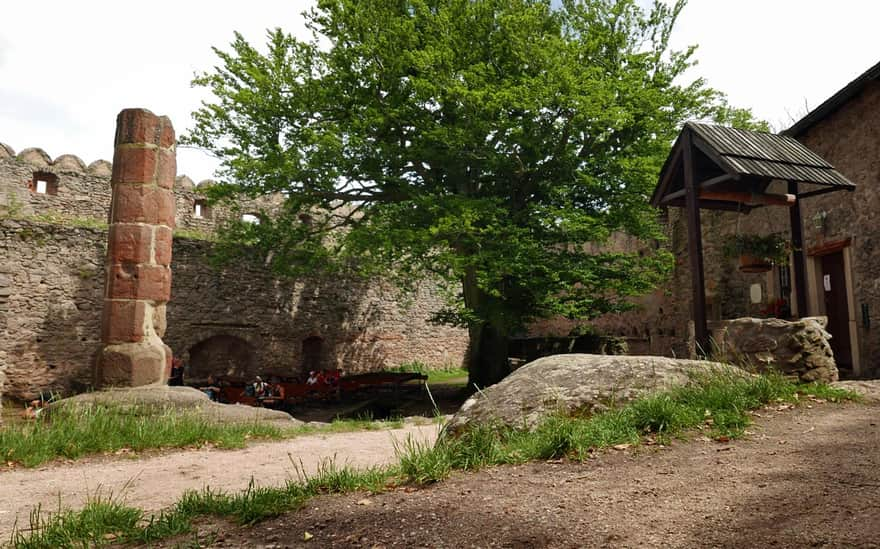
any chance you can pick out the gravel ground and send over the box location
[149,401,880,548]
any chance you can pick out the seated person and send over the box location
[306,371,319,386]
[199,375,221,402]
[252,376,269,398]
[261,380,286,408]
[244,376,269,398]
[324,369,340,386]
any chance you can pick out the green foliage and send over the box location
[184,0,763,384]
[722,233,789,264]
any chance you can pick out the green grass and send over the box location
[8,373,858,548]
[393,372,858,482]
[10,461,391,548]
[0,404,409,469]
[0,404,287,468]
[389,361,468,383]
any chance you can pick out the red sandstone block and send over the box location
[108,264,171,302]
[156,188,176,228]
[159,117,175,149]
[156,149,176,189]
[109,224,153,264]
[102,299,146,344]
[154,226,173,266]
[111,185,175,225]
[112,147,157,185]
[115,108,162,146]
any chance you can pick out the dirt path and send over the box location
[0,423,440,537]
[160,402,880,548]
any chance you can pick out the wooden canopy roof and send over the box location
[652,123,855,213]
[651,122,856,358]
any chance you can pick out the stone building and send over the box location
[0,141,469,402]
[577,60,880,379]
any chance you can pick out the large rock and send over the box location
[831,380,880,403]
[51,384,301,426]
[709,317,837,383]
[446,354,736,433]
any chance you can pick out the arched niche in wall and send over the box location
[301,335,323,373]
[188,334,255,380]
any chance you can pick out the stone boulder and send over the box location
[51,384,301,427]
[831,380,880,403]
[709,317,837,383]
[446,354,737,434]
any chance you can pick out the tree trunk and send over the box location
[467,321,510,390]
[461,268,511,390]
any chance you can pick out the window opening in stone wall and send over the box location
[193,199,211,219]
[241,213,260,224]
[30,172,58,195]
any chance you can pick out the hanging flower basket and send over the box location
[738,254,772,273]
[723,233,789,274]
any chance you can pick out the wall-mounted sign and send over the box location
[823,274,832,292]
[750,284,762,304]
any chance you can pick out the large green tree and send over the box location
[185,0,756,388]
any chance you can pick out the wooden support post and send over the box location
[789,180,808,317]
[683,130,709,356]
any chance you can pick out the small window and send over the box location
[241,213,260,224]
[193,199,211,219]
[30,172,58,195]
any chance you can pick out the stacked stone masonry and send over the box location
[97,109,176,387]
[0,138,468,401]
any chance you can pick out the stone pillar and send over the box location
[96,109,175,387]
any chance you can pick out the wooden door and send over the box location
[820,252,852,371]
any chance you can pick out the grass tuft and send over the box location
[0,404,286,468]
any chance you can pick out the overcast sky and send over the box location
[0,1,877,182]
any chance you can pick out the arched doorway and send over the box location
[188,334,255,380]
[301,336,323,373]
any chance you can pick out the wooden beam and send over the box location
[797,186,851,200]
[659,173,737,203]
[683,129,709,356]
[789,181,808,317]
[652,143,683,207]
[699,191,796,207]
[664,199,756,213]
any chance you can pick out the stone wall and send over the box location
[0,142,277,235]
[1,220,106,400]
[0,143,112,220]
[166,237,468,382]
[0,217,468,401]
[0,139,469,402]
